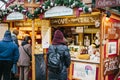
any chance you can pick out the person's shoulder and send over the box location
[9,41,18,48]
[12,42,18,46]
[56,45,68,50]
[48,45,53,49]
[12,33,15,36]
[12,33,17,39]
[23,43,31,48]
[0,40,2,43]
[59,44,67,48]
[0,41,3,44]
[26,44,31,46]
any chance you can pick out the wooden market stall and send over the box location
[1,0,120,80]
[49,11,101,80]
[11,19,50,80]
[100,13,120,80]
[4,1,50,80]
[47,10,120,80]
[0,0,95,80]
[8,8,120,80]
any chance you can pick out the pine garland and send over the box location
[0,0,92,20]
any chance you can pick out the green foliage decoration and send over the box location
[0,0,92,20]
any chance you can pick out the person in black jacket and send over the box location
[47,30,71,80]
[11,29,19,80]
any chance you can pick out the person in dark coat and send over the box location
[0,30,19,80]
[47,30,71,80]
[11,29,19,79]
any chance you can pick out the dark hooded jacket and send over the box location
[47,30,71,80]
[0,30,19,64]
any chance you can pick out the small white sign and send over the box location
[41,20,50,48]
[7,12,24,20]
[42,27,50,48]
[45,6,73,17]
[76,27,83,33]
[108,42,117,55]
[73,62,96,80]
[0,23,8,40]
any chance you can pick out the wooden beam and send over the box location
[28,0,36,80]
[24,0,40,8]
[24,3,40,8]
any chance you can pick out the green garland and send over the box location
[0,0,92,20]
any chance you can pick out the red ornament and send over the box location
[3,17,6,22]
[40,0,43,4]
[75,8,80,17]
[24,16,27,21]
[39,14,43,20]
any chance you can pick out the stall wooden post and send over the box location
[31,19,35,80]
[100,12,105,80]
[24,0,40,80]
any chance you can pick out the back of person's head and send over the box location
[24,36,31,42]
[52,30,66,45]
[3,30,13,41]
[13,29,19,36]
[22,36,31,46]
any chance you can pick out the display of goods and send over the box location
[81,49,88,54]
[78,54,90,60]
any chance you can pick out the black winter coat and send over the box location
[47,44,71,80]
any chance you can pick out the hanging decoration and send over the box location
[95,20,100,28]
[0,0,92,20]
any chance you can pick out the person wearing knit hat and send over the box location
[47,30,71,80]
[52,30,66,45]
[0,30,19,80]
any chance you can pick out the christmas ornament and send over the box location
[88,8,92,12]
[78,7,83,12]
[95,20,100,28]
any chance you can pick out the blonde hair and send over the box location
[13,29,19,35]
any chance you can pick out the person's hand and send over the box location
[17,62,20,66]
